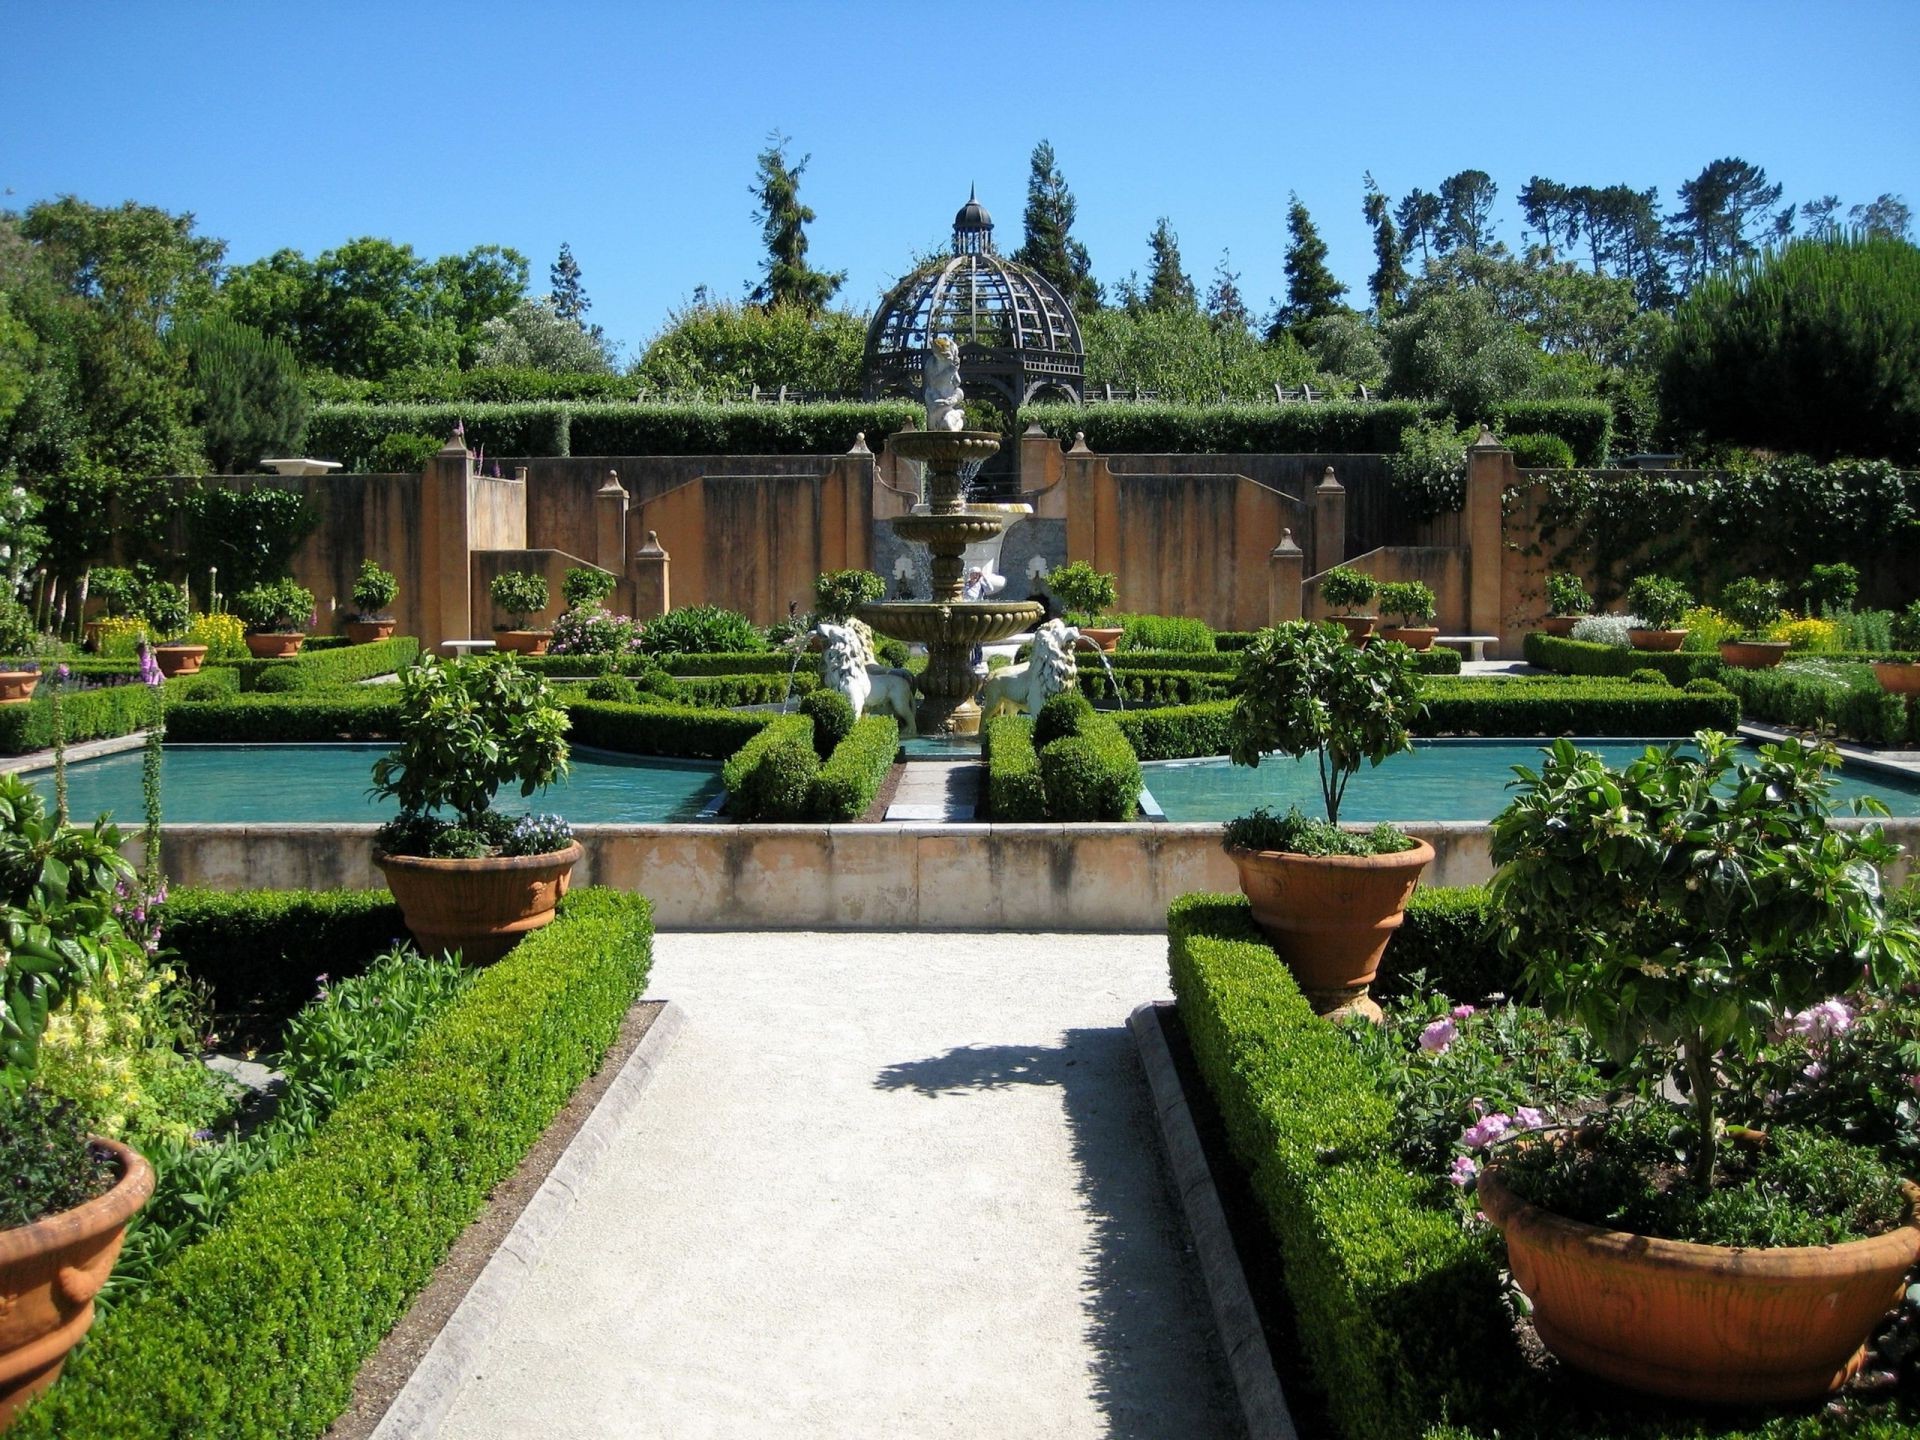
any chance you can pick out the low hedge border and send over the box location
[160,887,406,1022]
[0,677,185,756]
[810,714,900,821]
[721,712,817,819]
[983,714,1046,820]
[675,672,820,708]
[1114,701,1234,762]
[13,887,654,1440]
[514,651,814,681]
[1719,666,1920,746]
[567,699,770,759]
[216,636,421,692]
[1079,667,1231,707]
[1035,699,1143,821]
[164,692,404,743]
[1523,632,1722,683]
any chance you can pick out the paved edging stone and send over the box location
[369,1001,687,1440]
[1130,1000,1297,1440]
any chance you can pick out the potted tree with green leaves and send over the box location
[347,560,399,644]
[1717,576,1789,669]
[1221,620,1432,1018]
[370,654,578,964]
[813,568,886,624]
[1873,600,1920,695]
[1317,565,1378,646]
[1481,732,1920,1403]
[1045,561,1121,651]
[144,577,205,677]
[1541,571,1592,637]
[1625,574,1691,652]
[231,577,314,658]
[83,566,141,652]
[490,570,553,655]
[1375,580,1438,651]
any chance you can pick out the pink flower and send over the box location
[1448,1155,1479,1187]
[1419,1018,1457,1053]
[1906,1076,1920,1096]
[1461,1113,1513,1150]
[137,646,163,688]
[1802,1060,1827,1083]
[1788,998,1856,1043]
[1514,1107,1545,1131]
[1450,1003,1476,1021]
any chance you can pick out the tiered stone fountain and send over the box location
[858,427,1043,736]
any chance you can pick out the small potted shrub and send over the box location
[371,654,578,963]
[84,565,141,651]
[1045,561,1121,651]
[561,565,618,612]
[143,578,206,676]
[1481,732,1920,1403]
[490,570,553,655]
[1717,577,1790,669]
[1375,580,1438,651]
[1804,561,1859,616]
[1624,574,1691,651]
[1317,565,1378,645]
[347,559,399,643]
[1873,600,1920,695]
[813,568,887,624]
[231,577,314,658]
[1541,572,1592,637]
[1222,620,1432,1018]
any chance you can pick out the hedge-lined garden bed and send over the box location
[216,635,421,692]
[982,696,1143,821]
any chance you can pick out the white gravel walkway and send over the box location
[434,931,1241,1439]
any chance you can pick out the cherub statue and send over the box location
[923,335,965,432]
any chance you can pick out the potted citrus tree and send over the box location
[1375,580,1438,651]
[347,560,399,644]
[1541,572,1592,637]
[1221,620,1431,1019]
[1873,600,1920,695]
[1044,561,1121,651]
[1625,574,1691,651]
[1481,732,1920,1403]
[231,577,313,658]
[490,570,553,655]
[144,578,206,677]
[371,654,578,963]
[1318,565,1378,645]
[562,565,619,612]
[83,566,141,652]
[1717,576,1790,669]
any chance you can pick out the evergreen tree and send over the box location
[1395,188,1443,264]
[171,313,308,472]
[1204,250,1250,332]
[1143,218,1196,313]
[748,133,845,312]
[1667,157,1789,291]
[1362,175,1408,316]
[1273,194,1347,335]
[1851,194,1913,241]
[1800,195,1844,238]
[1437,170,1499,254]
[1012,140,1100,313]
[550,242,590,322]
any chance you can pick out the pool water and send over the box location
[32,743,722,825]
[1143,738,1920,823]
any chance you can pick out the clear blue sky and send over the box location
[5,0,1917,359]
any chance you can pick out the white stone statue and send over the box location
[923,335,965,432]
[978,618,1080,720]
[817,621,917,737]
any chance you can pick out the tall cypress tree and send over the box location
[1273,194,1347,336]
[1362,175,1408,316]
[550,242,590,322]
[1144,218,1196,313]
[1012,139,1100,313]
[748,133,845,312]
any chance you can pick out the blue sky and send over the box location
[4,0,1917,359]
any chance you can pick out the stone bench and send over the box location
[1435,635,1499,662]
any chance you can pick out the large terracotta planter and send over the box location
[346,619,395,645]
[494,629,552,656]
[0,672,38,707]
[1331,615,1376,647]
[1377,625,1437,652]
[82,621,105,653]
[1718,639,1789,670]
[244,632,305,659]
[1542,615,1582,638]
[376,842,582,965]
[152,644,207,678]
[1078,626,1122,654]
[1873,660,1920,695]
[1479,1166,1920,1405]
[1225,839,1434,1016]
[0,1137,154,1428]
[1628,627,1688,652]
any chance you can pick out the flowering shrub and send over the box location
[501,812,574,857]
[1768,615,1841,651]
[1567,613,1639,647]
[548,605,635,656]
[1676,604,1736,652]
[183,611,247,659]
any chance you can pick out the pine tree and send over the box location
[748,133,845,312]
[1273,194,1347,335]
[1395,189,1443,264]
[1012,140,1100,313]
[1204,250,1250,331]
[1667,157,1789,291]
[1437,170,1499,254]
[1144,218,1196,313]
[1362,175,1408,316]
[550,242,590,322]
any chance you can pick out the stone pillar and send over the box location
[595,470,628,574]
[420,431,474,648]
[1268,529,1304,624]
[1312,467,1346,575]
[1464,429,1512,653]
[631,530,671,620]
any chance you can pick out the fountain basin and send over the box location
[889,514,1011,549]
[857,600,1043,648]
[889,429,1003,469]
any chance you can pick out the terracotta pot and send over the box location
[82,621,104,653]
[0,1137,154,1427]
[1718,639,1789,670]
[1376,625,1438,652]
[244,632,305,659]
[1542,615,1581,638]
[494,629,552,656]
[152,644,207,678]
[1628,627,1688,652]
[1078,626,1123,654]
[345,619,395,645]
[1873,660,1920,696]
[0,672,38,707]
[376,841,582,965]
[1479,1166,1920,1404]
[1225,839,1434,1015]
[1331,615,1376,646]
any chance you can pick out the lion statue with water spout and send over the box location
[817,621,917,737]
[978,618,1080,720]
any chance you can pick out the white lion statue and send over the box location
[978,618,1080,720]
[923,336,965,432]
[818,622,917,738]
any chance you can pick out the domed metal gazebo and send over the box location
[862,189,1085,411]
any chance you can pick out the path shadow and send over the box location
[875,1030,1242,1439]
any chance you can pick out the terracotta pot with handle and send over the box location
[346,619,395,645]
[493,630,552,656]
[1376,626,1438,652]
[152,644,207,678]
[376,842,582,965]
[1628,627,1688,652]
[243,632,305,659]
[1542,615,1581,638]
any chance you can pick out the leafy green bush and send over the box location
[1033,689,1096,748]
[367,431,441,472]
[636,605,766,656]
[1524,632,1725,683]
[350,560,398,619]
[1625,575,1691,630]
[1115,613,1215,653]
[181,485,318,594]
[720,713,817,820]
[1386,416,1473,519]
[230,578,316,634]
[1376,580,1435,626]
[160,888,404,1020]
[1044,561,1117,620]
[567,698,768,756]
[1038,727,1141,821]
[812,569,885,623]
[1544,572,1592,617]
[1507,431,1575,468]
[1804,562,1860,613]
[489,571,550,628]
[1318,566,1377,615]
[1627,667,1671,686]
[561,566,617,610]
[0,680,169,755]
[0,1089,116,1227]
[220,636,419,692]
[1719,576,1787,639]
[798,688,854,757]
[1221,805,1414,857]
[583,673,639,704]
[1113,701,1235,761]
[810,714,898,821]
[983,715,1046,820]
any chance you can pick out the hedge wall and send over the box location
[720,713,817,820]
[1419,678,1739,736]
[161,888,405,1023]
[810,714,900,822]
[14,888,654,1440]
[218,636,421,692]
[1523,632,1727,684]
[983,714,1047,820]
[1113,701,1234,762]
[0,680,164,755]
[1719,666,1920,746]
[567,700,770,760]
[164,692,404,743]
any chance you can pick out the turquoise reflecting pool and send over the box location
[1143,739,1920,823]
[31,743,721,825]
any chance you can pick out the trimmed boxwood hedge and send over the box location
[12,887,654,1440]
[164,692,404,743]
[675,672,820,708]
[983,714,1046,820]
[1114,700,1235,762]
[1523,632,1726,683]
[567,699,770,760]
[721,712,817,820]
[810,714,899,821]
[161,887,405,1021]
[218,636,420,692]
[1718,666,1920,746]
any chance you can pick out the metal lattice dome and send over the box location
[862,189,1085,410]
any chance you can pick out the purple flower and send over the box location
[1450,1003,1476,1021]
[1513,1106,1545,1131]
[137,646,163,688]
[1788,998,1855,1042]
[1461,1113,1513,1150]
[1419,1018,1457,1053]
[54,664,69,683]
[191,1128,214,1142]
[1802,1060,1827,1083]
[1447,1155,1478,1187]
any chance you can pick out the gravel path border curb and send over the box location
[368,1000,687,1440]
[1130,1000,1297,1440]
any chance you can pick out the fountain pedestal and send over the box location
[859,430,1043,736]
